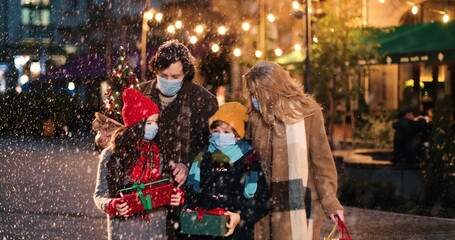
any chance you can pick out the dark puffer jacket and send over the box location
[185,149,270,240]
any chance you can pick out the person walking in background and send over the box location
[93,88,183,240]
[243,61,344,240]
[92,112,123,152]
[392,108,430,166]
[139,39,218,238]
[184,102,270,239]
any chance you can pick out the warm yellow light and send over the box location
[144,11,154,20]
[274,48,282,56]
[19,75,29,85]
[30,62,41,75]
[411,6,418,15]
[195,25,204,34]
[255,50,263,58]
[233,48,242,57]
[292,1,300,10]
[218,26,227,35]
[155,12,163,22]
[212,44,220,53]
[267,14,275,23]
[167,25,175,34]
[294,44,302,51]
[443,14,450,23]
[189,36,198,44]
[379,0,385,3]
[175,20,183,29]
[242,22,250,31]
[68,82,75,91]
[313,36,318,43]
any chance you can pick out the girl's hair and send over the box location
[106,123,144,195]
[243,61,319,127]
[210,120,240,138]
[148,39,196,82]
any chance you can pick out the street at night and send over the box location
[1,134,455,239]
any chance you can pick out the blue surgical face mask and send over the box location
[209,132,236,151]
[156,76,183,96]
[251,97,260,111]
[144,124,158,140]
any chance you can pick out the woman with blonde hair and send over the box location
[244,61,344,240]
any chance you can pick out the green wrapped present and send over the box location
[180,208,228,236]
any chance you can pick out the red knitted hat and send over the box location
[122,88,160,127]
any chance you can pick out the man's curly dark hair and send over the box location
[148,39,196,82]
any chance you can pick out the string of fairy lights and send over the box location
[142,1,452,59]
[142,1,308,59]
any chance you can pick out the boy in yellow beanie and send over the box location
[184,102,270,239]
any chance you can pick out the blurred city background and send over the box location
[0,0,454,237]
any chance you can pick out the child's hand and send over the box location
[223,211,241,237]
[170,188,184,206]
[115,200,130,217]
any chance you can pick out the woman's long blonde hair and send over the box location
[244,61,319,127]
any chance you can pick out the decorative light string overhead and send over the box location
[141,1,311,59]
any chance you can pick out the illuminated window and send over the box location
[41,9,50,26]
[21,8,31,25]
[20,0,51,26]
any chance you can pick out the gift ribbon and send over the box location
[119,178,170,211]
[195,207,227,221]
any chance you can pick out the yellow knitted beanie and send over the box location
[210,102,248,138]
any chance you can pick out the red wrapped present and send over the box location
[118,178,184,215]
[180,207,228,236]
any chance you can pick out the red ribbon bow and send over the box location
[195,207,227,221]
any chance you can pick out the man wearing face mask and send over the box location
[139,40,218,239]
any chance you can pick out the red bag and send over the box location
[324,216,352,240]
[118,178,184,215]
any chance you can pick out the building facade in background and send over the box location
[0,0,453,119]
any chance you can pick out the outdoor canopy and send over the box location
[365,20,455,64]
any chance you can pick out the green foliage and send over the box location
[310,0,380,107]
[421,95,455,208]
[352,110,395,148]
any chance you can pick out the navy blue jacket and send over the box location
[185,149,270,240]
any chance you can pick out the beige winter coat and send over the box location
[247,106,343,240]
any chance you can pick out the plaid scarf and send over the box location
[129,140,161,184]
[250,115,312,240]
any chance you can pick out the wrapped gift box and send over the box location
[119,178,182,215]
[180,208,228,236]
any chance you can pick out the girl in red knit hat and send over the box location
[94,88,183,240]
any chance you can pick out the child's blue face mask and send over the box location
[209,132,236,151]
[144,124,158,140]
